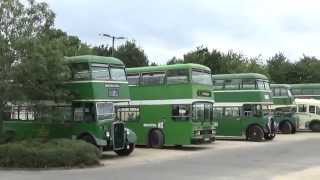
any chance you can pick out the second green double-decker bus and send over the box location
[212,73,276,141]
[116,64,216,148]
[270,84,297,134]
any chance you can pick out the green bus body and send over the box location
[290,83,320,99]
[118,64,216,147]
[212,73,276,141]
[2,55,136,155]
[270,84,297,134]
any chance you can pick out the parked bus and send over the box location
[212,73,276,141]
[294,98,320,132]
[291,84,320,99]
[116,64,216,148]
[270,84,297,134]
[2,55,136,156]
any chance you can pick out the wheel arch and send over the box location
[147,128,165,146]
[245,123,264,137]
[76,132,97,145]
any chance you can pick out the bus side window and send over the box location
[242,79,256,89]
[309,105,316,114]
[298,104,307,113]
[172,104,191,121]
[243,104,252,117]
[213,107,223,119]
[166,69,189,84]
[127,73,140,85]
[213,80,224,90]
[316,106,320,115]
[116,106,140,121]
[224,79,240,90]
[142,72,165,85]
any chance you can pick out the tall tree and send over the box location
[113,41,149,67]
[267,53,292,83]
[0,0,78,130]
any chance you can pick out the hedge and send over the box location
[0,139,101,168]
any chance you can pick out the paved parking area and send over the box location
[1,132,320,180]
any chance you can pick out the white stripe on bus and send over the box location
[66,80,128,84]
[115,99,215,106]
[213,89,272,93]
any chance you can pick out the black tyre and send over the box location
[279,121,293,134]
[115,143,135,156]
[264,133,275,141]
[149,129,164,148]
[310,121,320,132]
[247,125,265,142]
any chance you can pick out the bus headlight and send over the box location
[106,131,110,138]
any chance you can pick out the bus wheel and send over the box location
[279,121,293,134]
[149,129,164,148]
[247,125,264,142]
[115,143,135,156]
[264,133,275,141]
[310,121,320,132]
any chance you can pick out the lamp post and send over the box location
[100,33,126,56]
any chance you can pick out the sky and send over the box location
[40,0,320,64]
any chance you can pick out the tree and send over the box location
[167,57,183,65]
[0,0,77,130]
[92,45,112,57]
[113,41,149,67]
[267,53,292,83]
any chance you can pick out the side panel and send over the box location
[126,105,193,145]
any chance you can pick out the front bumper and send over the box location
[191,129,216,144]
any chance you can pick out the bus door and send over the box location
[296,104,309,129]
[218,106,242,136]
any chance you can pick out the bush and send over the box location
[0,139,101,168]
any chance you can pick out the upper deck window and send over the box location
[291,89,301,95]
[128,73,140,85]
[110,67,127,81]
[191,70,212,86]
[213,80,224,90]
[166,69,189,84]
[264,81,270,90]
[224,79,240,90]
[256,80,265,90]
[142,72,165,85]
[242,79,256,89]
[91,64,110,80]
[72,63,90,80]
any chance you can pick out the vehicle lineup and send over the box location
[2,55,320,160]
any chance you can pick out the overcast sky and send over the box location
[41,0,320,64]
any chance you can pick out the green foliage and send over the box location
[0,139,101,168]
[170,46,269,76]
[93,41,149,67]
[114,41,149,67]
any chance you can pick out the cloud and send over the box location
[41,0,320,64]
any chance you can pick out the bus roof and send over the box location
[270,84,291,88]
[212,73,269,80]
[65,55,124,66]
[295,98,320,105]
[290,83,320,89]
[127,63,211,74]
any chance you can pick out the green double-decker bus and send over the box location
[116,64,216,148]
[212,73,276,141]
[270,84,297,134]
[2,55,136,156]
[290,84,320,99]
